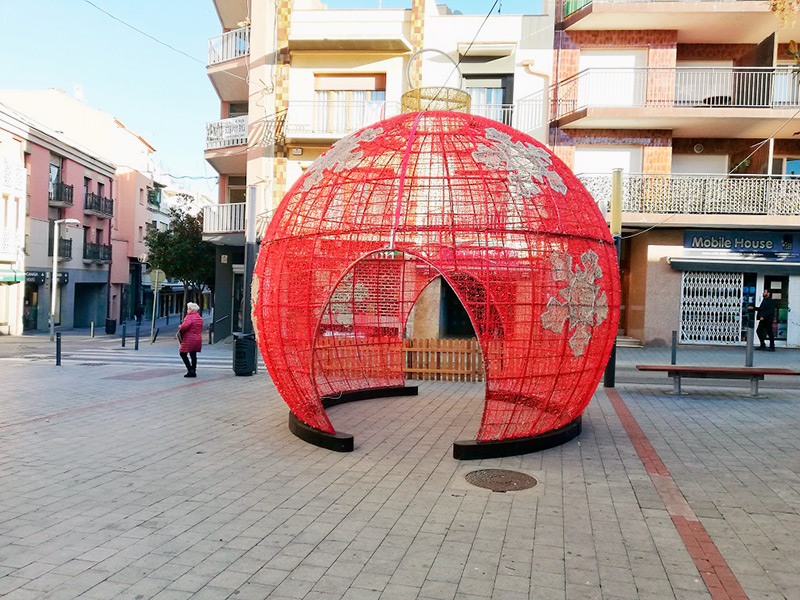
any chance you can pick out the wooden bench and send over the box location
[635,365,800,396]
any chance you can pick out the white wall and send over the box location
[671,154,729,175]
[573,145,643,175]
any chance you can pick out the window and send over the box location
[96,228,103,244]
[49,156,62,198]
[97,182,105,198]
[139,188,145,205]
[228,102,248,118]
[465,76,514,125]
[772,157,800,178]
[313,74,386,134]
[84,177,91,201]
[138,226,144,242]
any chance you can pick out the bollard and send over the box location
[90,321,95,338]
[135,323,140,350]
[166,313,169,326]
[121,321,127,347]
[152,327,159,343]
[671,330,678,365]
[56,332,61,366]
[746,327,754,367]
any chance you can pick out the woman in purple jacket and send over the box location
[178,302,203,377]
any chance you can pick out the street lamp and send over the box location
[50,218,80,341]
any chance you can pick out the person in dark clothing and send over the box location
[753,289,776,351]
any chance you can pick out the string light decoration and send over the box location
[253,111,620,457]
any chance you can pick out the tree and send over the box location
[145,201,215,313]
[772,0,800,23]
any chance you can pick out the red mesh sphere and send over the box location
[254,111,620,442]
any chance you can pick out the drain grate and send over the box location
[465,469,537,492]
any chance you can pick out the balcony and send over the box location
[285,100,401,142]
[83,242,112,263]
[207,27,249,101]
[206,116,248,150]
[49,181,74,207]
[205,116,248,174]
[579,173,800,227]
[208,26,250,65]
[289,9,411,53]
[84,192,114,218]
[560,0,775,44]
[202,203,246,245]
[47,237,73,261]
[551,67,800,138]
[0,228,22,262]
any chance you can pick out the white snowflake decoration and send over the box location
[472,128,567,197]
[302,126,383,191]
[541,250,609,357]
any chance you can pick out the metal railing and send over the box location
[285,101,401,137]
[203,203,247,234]
[84,192,114,218]
[552,67,800,120]
[48,237,73,260]
[49,181,74,207]
[206,115,248,150]
[469,104,516,127]
[579,173,800,216]
[208,26,250,65]
[563,0,762,18]
[83,242,112,263]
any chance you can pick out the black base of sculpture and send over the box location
[452,415,582,460]
[288,385,419,452]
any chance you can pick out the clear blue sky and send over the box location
[0,0,221,194]
[0,0,540,194]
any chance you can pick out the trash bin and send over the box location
[233,332,256,376]
[105,318,117,335]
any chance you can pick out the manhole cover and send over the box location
[464,469,537,492]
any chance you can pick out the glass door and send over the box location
[764,275,789,341]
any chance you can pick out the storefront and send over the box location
[0,269,25,335]
[668,230,800,347]
[23,270,68,331]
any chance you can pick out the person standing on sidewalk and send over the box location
[752,289,776,351]
[178,302,203,377]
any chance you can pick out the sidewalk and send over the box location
[0,342,798,599]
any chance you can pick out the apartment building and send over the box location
[204,0,555,341]
[0,103,116,333]
[0,89,170,328]
[548,0,800,347]
[0,124,27,335]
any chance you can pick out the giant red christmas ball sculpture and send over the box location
[253,111,620,458]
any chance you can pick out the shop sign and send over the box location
[684,230,799,256]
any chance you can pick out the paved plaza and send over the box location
[0,331,799,599]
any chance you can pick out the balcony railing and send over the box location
[206,116,248,150]
[470,104,516,127]
[579,173,800,216]
[563,0,762,18]
[1,158,25,193]
[48,237,73,260]
[552,67,800,120]
[203,203,246,234]
[0,227,22,259]
[49,181,74,207]
[84,192,114,218]
[285,101,401,137]
[208,26,250,65]
[83,242,112,263]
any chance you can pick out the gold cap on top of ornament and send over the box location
[400,49,471,114]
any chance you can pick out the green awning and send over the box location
[0,269,25,283]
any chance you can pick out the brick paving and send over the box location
[0,335,798,599]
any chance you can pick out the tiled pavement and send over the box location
[0,335,799,599]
